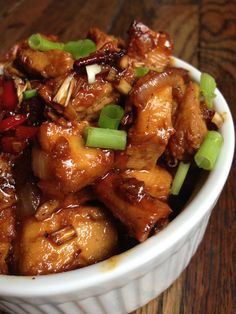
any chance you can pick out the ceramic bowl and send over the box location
[0,57,234,314]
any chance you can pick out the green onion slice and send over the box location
[84,126,127,150]
[98,104,125,129]
[28,34,64,51]
[28,34,96,60]
[200,73,216,108]
[86,64,102,84]
[135,67,150,78]
[23,89,37,100]
[171,162,190,195]
[64,39,96,60]
[194,130,223,170]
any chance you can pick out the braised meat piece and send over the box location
[127,21,173,71]
[123,166,172,201]
[15,204,118,275]
[33,121,114,197]
[0,154,16,274]
[0,154,17,210]
[116,69,187,170]
[0,206,16,274]
[16,48,73,78]
[118,21,174,85]
[88,27,124,51]
[94,171,171,242]
[39,73,119,121]
[168,81,208,160]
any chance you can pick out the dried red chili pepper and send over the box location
[2,80,18,111]
[74,49,126,70]
[0,78,3,103]
[15,125,39,139]
[1,136,27,154]
[0,114,27,132]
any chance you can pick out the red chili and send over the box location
[0,78,3,102]
[0,114,27,132]
[2,80,18,111]
[15,125,39,139]
[1,136,27,154]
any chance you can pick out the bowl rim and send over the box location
[0,57,234,298]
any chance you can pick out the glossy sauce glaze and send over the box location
[0,21,214,275]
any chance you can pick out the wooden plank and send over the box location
[0,0,52,56]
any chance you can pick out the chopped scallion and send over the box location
[84,126,127,150]
[28,34,96,60]
[98,104,124,129]
[194,130,223,170]
[28,34,64,52]
[23,89,37,100]
[135,67,150,78]
[200,72,216,108]
[85,64,102,84]
[64,39,96,60]
[171,162,190,195]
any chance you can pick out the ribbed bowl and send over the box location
[0,58,234,314]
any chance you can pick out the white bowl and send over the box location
[0,57,234,314]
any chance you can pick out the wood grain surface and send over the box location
[0,1,235,313]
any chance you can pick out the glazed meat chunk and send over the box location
[0,154,16,210]
[0,154,16,274]
[88,27,123,51]
[117,69,186,170]
[123,165,172,201]
[33,121,114,197]
[67,76,118,120]
[16,48,73,78]
[168,81,208,160]
[0,207,15,274]
[15,204,118,275]
[38,73,119,121]
[125,84,173,169]
[94,171,171,242]
[127,21,173,71]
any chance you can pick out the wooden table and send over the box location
[0,1,235,313]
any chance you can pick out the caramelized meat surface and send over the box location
[168,81,208,160]
[0,154,16,210]
[117,69,186,170]
[94,171,171,242]
[34,121,114,197]
[0,154,16,274]
[123,166,172,200]
[39,73,119,121]
[15,205,118,275]
[88,27,123,51]
[127,21,173,71]
[16,48,73,78]
[0,22,217,275]
[0,206,15,274]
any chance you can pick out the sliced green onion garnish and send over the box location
[200,72,216,108]
[84,126,127,150]
[86,64,102,84]
[64,39,96,59]
[23,89,37,100]
[194,130,223,170]
[98,104,124,129]
[171,162,190,195]
[135,67,150,78]
[28,34,64,51]
[28,34,96,60]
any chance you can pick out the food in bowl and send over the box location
[0,21,225,276]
